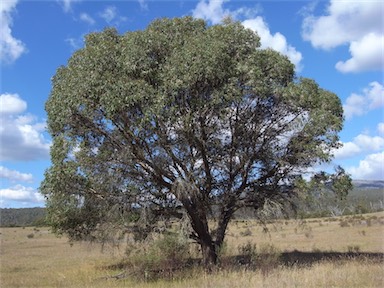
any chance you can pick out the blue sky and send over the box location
[1,0,383,208]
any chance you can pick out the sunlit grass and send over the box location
[1,212,383,287]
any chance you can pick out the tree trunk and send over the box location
[201,238,217,268]
[215,199,236,250]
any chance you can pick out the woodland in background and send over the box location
[1,181,382,227]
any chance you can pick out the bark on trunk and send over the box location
[201,239,218,268]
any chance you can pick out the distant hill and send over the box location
[0,207,47,227]
[352,180,384,190]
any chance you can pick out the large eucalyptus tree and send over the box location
[41,17,349,266]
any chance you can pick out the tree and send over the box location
[41,17,349,267]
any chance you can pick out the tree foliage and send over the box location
[41,17,349,266]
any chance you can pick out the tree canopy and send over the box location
[41,17,349,266]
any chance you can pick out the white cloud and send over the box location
[333,134,384,160]
[192,0,302,70]
[60,0,81,13]
[0,93,27,114]
[192,0,261,24]
[138,0,148,10]
[333,142,361,159]
[79,12,95,25]
[242,17,303,70]
[0,93,50,161]
[0,166,33,183]
[336,33,384,73]
[0,184,44,204]
[100,6,117,23]
[354,134,384,152]
[0,0,26,63]
[378,123,384,135]
[65,36,83,50]
[343,81,384,120]
[192,0,231,24]
[99,6,127,25]
[302,0,383,73]
[347,152,384,180]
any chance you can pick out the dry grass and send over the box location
[1,212,383,287]
[225,212,384,254]
[142,259,383,288]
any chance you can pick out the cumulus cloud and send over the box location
[242,18,303,70]
[0,166,33,183]
[343,82,384,120]
[302,0,383,73]
[378,123,384,135]
[0,184,44,204]
[0,0,26,63]
[336,33,384,73]
[333,134,384,160]
[0,93,50,161]
[333,141,361,159]
[192,0,232,24]
[192,0,302,70]
[0,93,27,114]
[354,134,384,151]
[347,152,384,180]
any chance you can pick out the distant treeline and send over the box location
[0,182,382,227]
[0,207,47,227]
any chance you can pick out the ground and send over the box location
[1,212,383,287]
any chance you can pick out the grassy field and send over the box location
[1,212,383,287]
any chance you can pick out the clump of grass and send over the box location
[304,231,314,238]
[238,241,257,260]
[240,228,252,237]
[358,230,366,236]
[339,220,350,227]
[347,245,361,253]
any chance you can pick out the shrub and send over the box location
[125,233,190,281]
[237,241,281,275]
[238,241,257,259]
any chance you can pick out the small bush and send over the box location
[238,241,257,259]
[124,233,190,281]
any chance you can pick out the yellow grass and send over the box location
[225,213,384,253]
[1,212,383,287]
